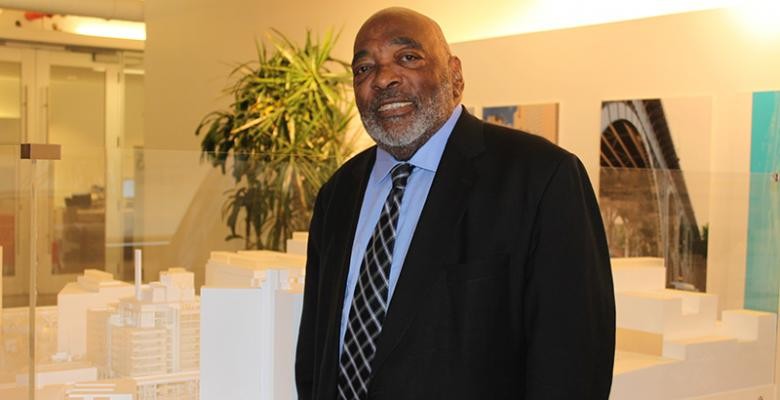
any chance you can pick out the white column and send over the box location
[134,249,142,300]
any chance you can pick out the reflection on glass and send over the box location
[0,60,27,397]
[0,61,21,144]
[0,146,16,278]
[120,72,144,281]
[0,61,21,277]
[49,65,106,275]
[123,73,144,151]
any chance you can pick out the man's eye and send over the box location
[354,65,372,75]
[400,54,419,62]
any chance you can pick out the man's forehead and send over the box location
[353,34,423,56]
[388,36,423,48]
[353,26,433,63]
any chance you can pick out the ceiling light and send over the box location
[74,21,146,41]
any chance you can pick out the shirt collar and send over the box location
[373,105,463,182]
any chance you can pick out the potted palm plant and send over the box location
[196,30,354,250]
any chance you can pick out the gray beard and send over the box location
[360,79,453,150]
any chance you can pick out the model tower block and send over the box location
[57,269,134,358]
[201,248,305,400]
[85,267,200,400]
[104,268,199,377]
[611,257,776,400]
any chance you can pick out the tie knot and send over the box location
[390,163,413,190]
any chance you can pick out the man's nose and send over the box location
[372,64,401,90]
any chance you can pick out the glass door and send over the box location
[36,50,123,299]
[0,52,23,289]
[0,43,143,398]
[0,45,33,394]
[0,46,35,307]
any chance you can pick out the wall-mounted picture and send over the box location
[599,97,711,292]
[744,91,780,312]
[482,103,559,144]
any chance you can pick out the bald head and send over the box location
[352,8,464,160]
[354,8,451,60]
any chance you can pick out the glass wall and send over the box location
[2,143,778,399]
[1,147,318,399]
[0,45,154,400]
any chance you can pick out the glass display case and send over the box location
[1,142,778,400]
[0,143,331,399]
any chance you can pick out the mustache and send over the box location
[369,89,419,111]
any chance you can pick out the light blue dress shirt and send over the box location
[339,105,463,354]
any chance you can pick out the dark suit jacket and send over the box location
[296,109,615,399]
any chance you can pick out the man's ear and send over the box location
[449,56,464,99]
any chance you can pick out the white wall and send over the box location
[451,8,780,311]
[143,1,730,245]
[143,0,743,152]
[142,2,780,310]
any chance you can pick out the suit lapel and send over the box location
[370,110,485,374]
[317,150,376,400]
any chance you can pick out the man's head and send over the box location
[352,8,464,160]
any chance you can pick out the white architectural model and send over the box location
[16,361,96,388]
[200,248,305,400]
[0,378,136,400]
[1,247,204,400]
[1,306,58,384]
[63,379,135,399]
[205,250,305,288]
[286,232,308,256]
[5,236,777,400]
[86,267,200,399]
[57,269,134,358]
[611,257,777,400]
[1,265,201,400]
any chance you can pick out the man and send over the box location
[296,7,615,400]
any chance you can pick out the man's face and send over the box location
[352,13,461,157]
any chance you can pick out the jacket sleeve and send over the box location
[295,186,327,400]
[523,154,616,399]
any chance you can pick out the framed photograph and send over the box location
[482,103,559,144]
[599,97,711,292]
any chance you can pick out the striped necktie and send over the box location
[337,162,414,400]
